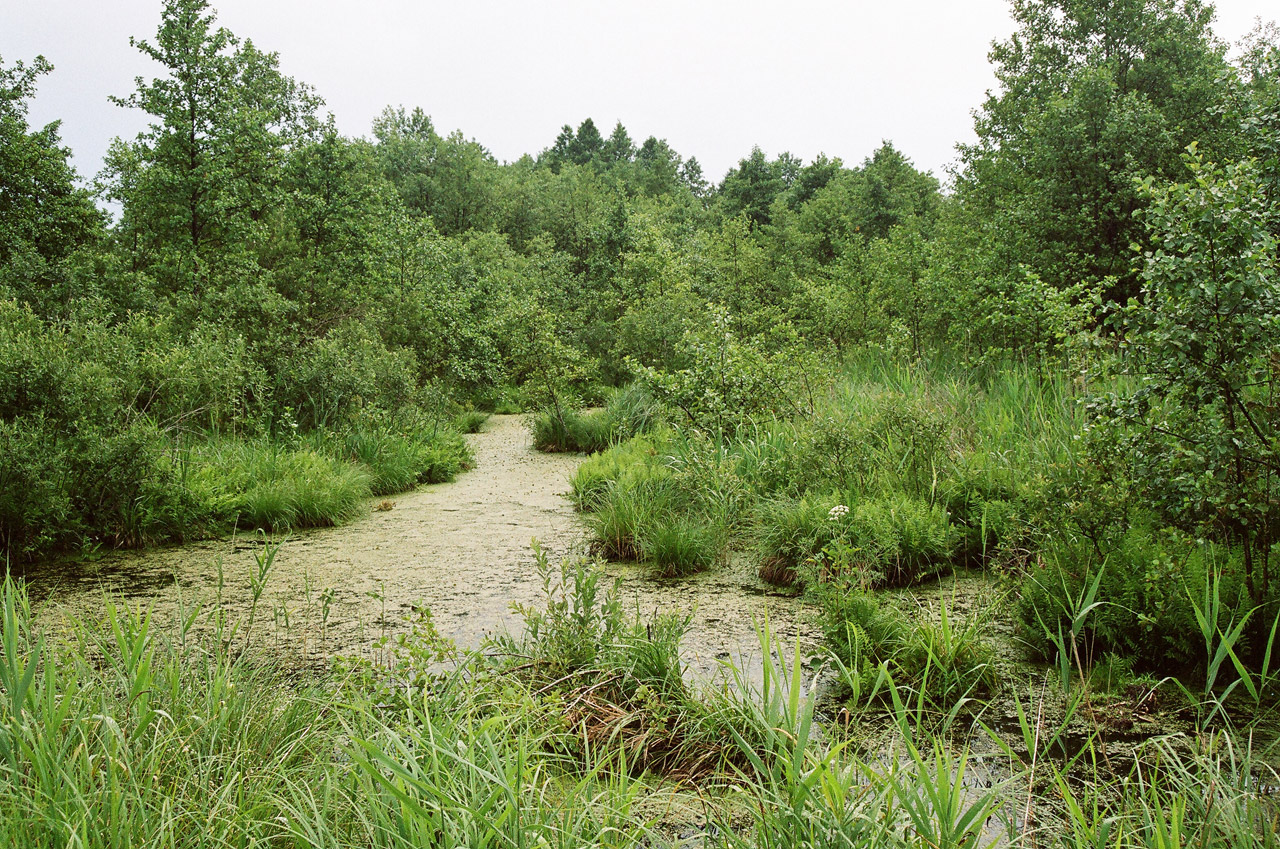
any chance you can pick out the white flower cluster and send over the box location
[828,504,849,522]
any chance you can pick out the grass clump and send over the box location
[188,438,372,531]
[453,409,489,433]
[532,405,614,453]
[569,434,666,510]
[532,384,661,454]
[570,360,1073,594]
[638,515,724,578]
[0,574,343,847]
[757,494,954,589]
[580,473,728,576]
[0,571,662,848]
[315,419,473,495]
[576,432,733,576]
[814,580,998,710]
[496,546,737,777]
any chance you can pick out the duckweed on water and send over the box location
[4,550,1279,848]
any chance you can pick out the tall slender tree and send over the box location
[104,0,318,300]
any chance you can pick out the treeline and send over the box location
[2,0,1277,569]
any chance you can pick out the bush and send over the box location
[0,415,71,558]
[286,321,421,430]
[70,420,199,548]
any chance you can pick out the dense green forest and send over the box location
[2,0,1280,844]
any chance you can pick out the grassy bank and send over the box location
[1,418,473,561]
[2,553,1277,847]
[555,356,1280,709]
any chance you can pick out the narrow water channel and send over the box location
[30,415,816,682]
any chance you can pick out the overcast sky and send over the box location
[2,0,1272,188]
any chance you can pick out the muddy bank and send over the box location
[29,415,815,681]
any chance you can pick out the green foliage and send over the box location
[0,416,71,557]
[580,472,729,576]
[637,514,724,578]
[1018,525,1251,668]
[569,434,667,510]
[1,556,1277,847]
[1092,149,1280,606]
[314,417,473,494]
[814,580,997,710]
[531,406,613,454]
[572,430,734,576]
[506,546,627,675]
[189,439,371,531]
[754,495,839,585]
[452,409,488,434]
[635,312,829,438]
[958,0,1239,301]
[287,321,421,430]
[532,383,660,454]
[0,54,101,306]
[103,0,321,302]
[762,495,954,589]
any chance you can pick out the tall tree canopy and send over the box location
[0,55,100,270]
[958,0,1237,301]
[103,0,320,301]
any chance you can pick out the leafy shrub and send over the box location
[286,321,421,429]
[506,547,627,675]
[789,414,878,496]
[70,420,201,548]
[634,313,829,438]
[0,415,71,558]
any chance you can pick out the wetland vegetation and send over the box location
[3,0,1280,844]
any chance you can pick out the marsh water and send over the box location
[26,413,1280,842]
[28,415,818,683]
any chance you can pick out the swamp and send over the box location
[2,0,1280,845]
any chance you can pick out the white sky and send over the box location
[2,0,1273,188]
